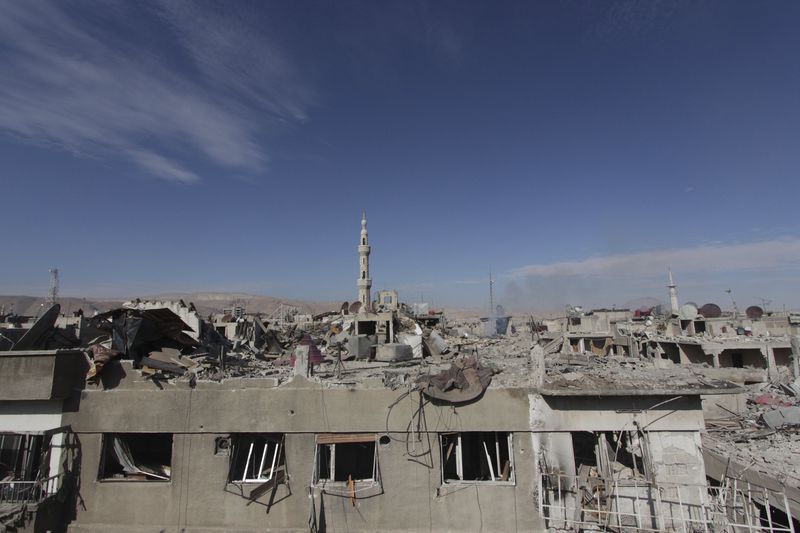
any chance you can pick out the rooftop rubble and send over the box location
[542,354,742,395]
[66,302,746,400]
[2,300,786,401]
[704,375,800,493]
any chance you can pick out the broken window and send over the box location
[357,320,377,335]
[228,434,285,484]
[571,430,649,481]
[440,432,513,484]
[0,433,50,481]
[99,433,172,481]
[313,434,379,491]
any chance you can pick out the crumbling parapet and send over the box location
[294,344,310,377]
[707,347,722,368]
[761,345,778,380]
[530,344,545,388]
[791,336,800,379]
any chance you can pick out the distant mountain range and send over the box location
[0,293,338,318]
[0,292,655,321]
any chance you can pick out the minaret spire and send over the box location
[357,210,372,311]
[668,268,679,316]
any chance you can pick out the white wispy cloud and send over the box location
[0,1,311,183]
[126,150,199,184]
[510,238,800,279]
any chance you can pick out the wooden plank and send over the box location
[500,460,510,481]
[316,434,376,445]
[140,357,185,375]
[348,475,356,507]
[248,468,285,501]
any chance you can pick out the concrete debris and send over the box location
[762,406,800,429]
[90,307,199,365]
[754,393,793,407]
[375,343,412,362]
[396,332,423,359]
[424,330,449,357]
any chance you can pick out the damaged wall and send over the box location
[58,374,715,533]
[62,376,543,532]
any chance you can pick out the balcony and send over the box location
[0,349,86,400]
[0,474,62,508]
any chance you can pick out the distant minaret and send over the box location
[357,211,372,311]
[668,268,679,315]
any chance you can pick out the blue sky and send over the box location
[1,0,799,311]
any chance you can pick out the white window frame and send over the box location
[311,434,382,497]
[230,435,284,485]
[440,432,515,485]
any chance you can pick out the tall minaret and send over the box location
[357,211,372,311]
[668,268,679,316]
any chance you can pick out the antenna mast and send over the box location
[725,289,739,319]
[489,271,494,317]
[47,268,59,307]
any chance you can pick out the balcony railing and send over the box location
[0,473,62,506]
[538,472,796,533]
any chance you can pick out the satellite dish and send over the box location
[679,303,698,320]
[14,303,60,350]
[699,303,722,319]
[745,305,764,319]
[349,301,362,314]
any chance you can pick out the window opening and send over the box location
[571,430,649,481]
[228,434,284,483]
[358,320,377,335]
[440,432,513,483]
[0,433,49,481]
[312,434,381,499]
[99,433,172,481]
[316,441,375,482]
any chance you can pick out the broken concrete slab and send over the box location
[348,334,372,360]
[397,332,423,359]
[761,406,800,429]
[375,343,412,362]
[425,330,449,356]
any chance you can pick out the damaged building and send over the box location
[0,215,797,532]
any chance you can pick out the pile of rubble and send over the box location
[705,375,800,489]
[0,301,539,391]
